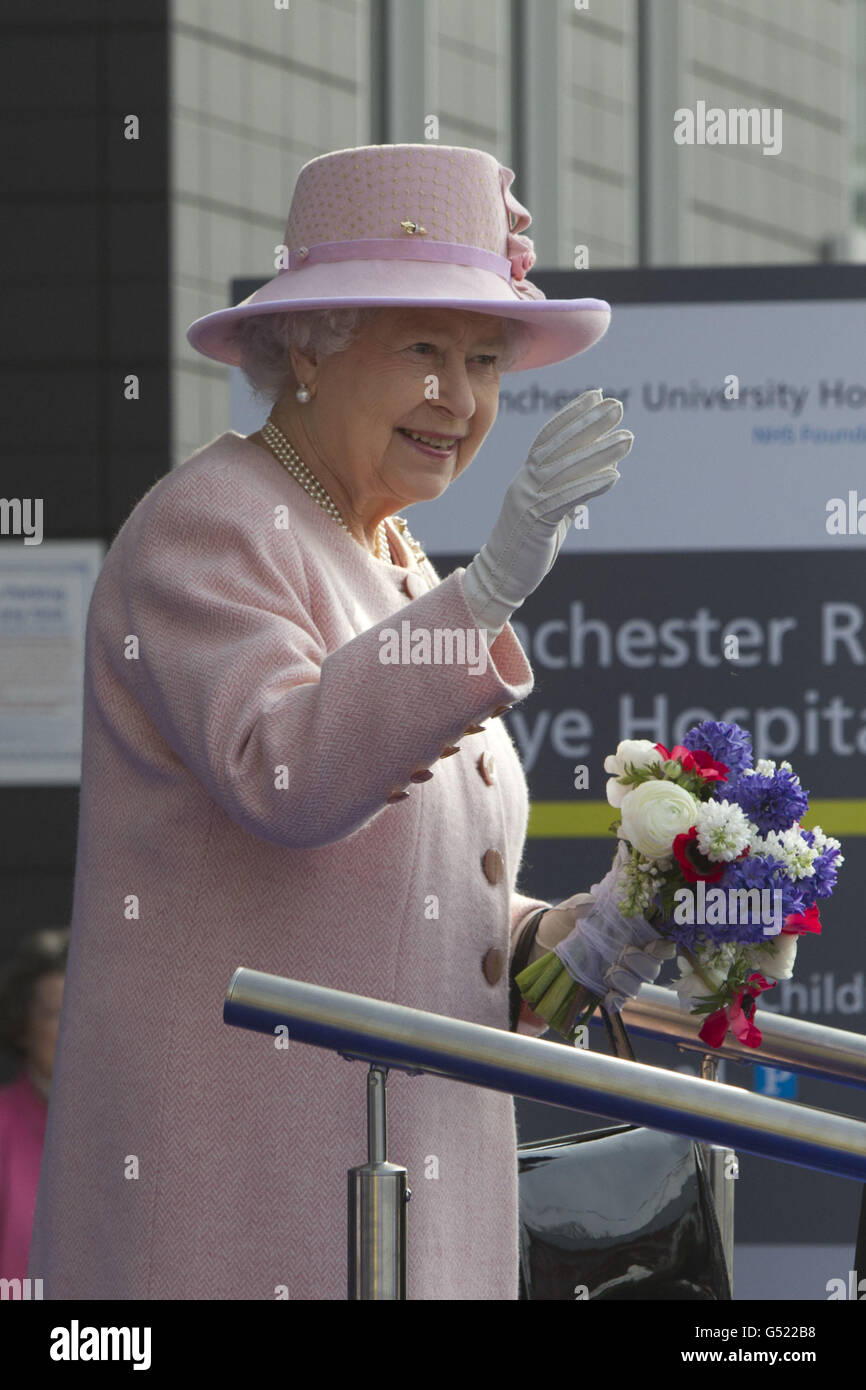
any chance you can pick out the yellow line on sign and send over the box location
[527,800,866,839]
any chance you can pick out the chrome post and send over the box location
[699,1052,736,1295]
[347,1064,409,1300]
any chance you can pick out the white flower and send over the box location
[619,780,698,860]
[809,825,844,863]
[604,739,665,808]
[753,826,818,880]
[692,799,755,862]
[752,932,798,982]
[605,739,665,775]
[674,944,736,1009]
[745,758,796,780]
[615,846,663,917]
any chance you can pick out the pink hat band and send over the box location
[186,143,611,373]
[285,237,513,281]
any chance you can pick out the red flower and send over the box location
[697,1006,731,1049]
[672,827,726,883]
[655,743,728,782]
[690,750,729,782]
[782,903,822,936]
[698,973,774,1050]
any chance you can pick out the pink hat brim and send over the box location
[186,260,610,373]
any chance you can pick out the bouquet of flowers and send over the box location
[515,720,844,1049]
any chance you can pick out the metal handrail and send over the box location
[223,968,866,1181]
[609,984,866,1089]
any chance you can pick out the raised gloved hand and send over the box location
[531,844,677,1011]
[461,389,633,638]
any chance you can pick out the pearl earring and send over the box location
[296,384,311,403]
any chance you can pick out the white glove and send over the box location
[548,845,677,1011]
[461,390,633,637]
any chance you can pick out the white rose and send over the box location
[754,932,798,982]
[619,779,698,860]
[604,739,665,809]
[674,949,732,1006]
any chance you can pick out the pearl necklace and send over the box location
[261,419,390,562]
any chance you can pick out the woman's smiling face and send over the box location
[288,307,508,512]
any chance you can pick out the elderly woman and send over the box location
[29,144,665,1301]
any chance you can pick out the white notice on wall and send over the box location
[0,541,104,784]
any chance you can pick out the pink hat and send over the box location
[185,143,611,373]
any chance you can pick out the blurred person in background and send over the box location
[0,928,68,1282]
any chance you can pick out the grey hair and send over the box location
[229,307,531,404]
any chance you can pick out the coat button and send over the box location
[482,849,504,884]
[439,745,460,758]
[482,947,504,985]
[409,767,434,782]
[490,704,512,718]
[462,722,486,736]
[477,751,496,785]
[402,572,425,599]
[387,789,410,803]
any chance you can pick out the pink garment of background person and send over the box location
[0,1070,47,1280]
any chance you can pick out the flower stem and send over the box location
[537,965,578,1023]
[555,984,600,1039]
[515,951,562,1009]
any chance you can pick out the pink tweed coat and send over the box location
[28,431,552,1301]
